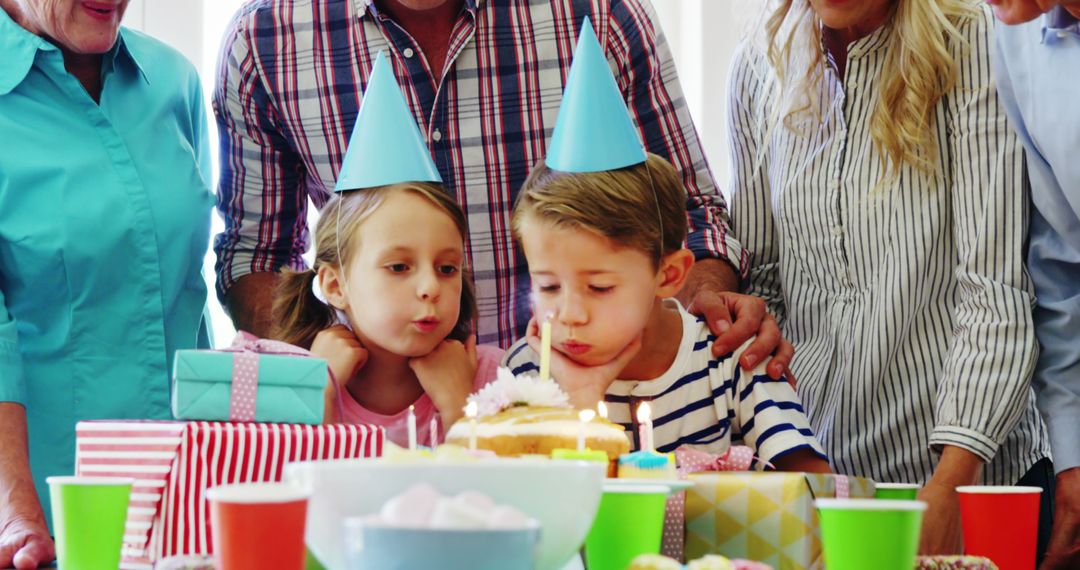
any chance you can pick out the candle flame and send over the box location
[464,400,478,419]
[636,401,652,423]
[578,409,596,423]
[597,401,608,420]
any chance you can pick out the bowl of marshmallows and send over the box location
[344,483,541,570]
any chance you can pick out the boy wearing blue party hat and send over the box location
[272,52,503,446]
[503,21,829,472]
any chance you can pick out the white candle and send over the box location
[577,409,596,451]
[597,401,608,420]
[465,401,479,451]
[539,317,553,383]
[407,405,417,451]
[429,416,439,448]
[637,401,654,453]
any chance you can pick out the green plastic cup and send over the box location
[816,499,926,570]
[875,483,921,500]
[47,476,134,570]
[584,484,668,570]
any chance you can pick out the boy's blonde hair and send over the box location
[512,153,688,267]
[272,183,476,348]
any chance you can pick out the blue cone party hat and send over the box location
[335,51,442,191]
[545,18,647,173]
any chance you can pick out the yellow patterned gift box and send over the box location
[684,472,876,570]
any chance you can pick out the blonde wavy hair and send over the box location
[763,0,979,178]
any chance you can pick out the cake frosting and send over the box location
[445,368,630,460]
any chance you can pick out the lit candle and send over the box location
[465,401,479,451]
[429,416,439,448]
[577,409,596,451]
[597,401,608,420]
[637,401,654,453]
[539,315,553,383]
[407,405,417,451]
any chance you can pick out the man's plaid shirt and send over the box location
[213,0,748,347]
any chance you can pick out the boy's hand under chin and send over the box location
[410,336,478,426]
[526,316,643,410]
[311,325,369,422]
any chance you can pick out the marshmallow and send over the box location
[487,505,529,529]
[429,496,490,529]
[378,483,441,527]
[454,490,496,512]
[373,483,536,531]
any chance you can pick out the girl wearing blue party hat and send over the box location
[272,53,502,446]
[503,21,829,472]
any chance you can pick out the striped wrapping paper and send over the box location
[75,421,384,569]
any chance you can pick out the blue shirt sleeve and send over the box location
[995,21,1080,474]
[1027,209,1080,473]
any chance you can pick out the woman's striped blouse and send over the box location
[727,5,1049,485]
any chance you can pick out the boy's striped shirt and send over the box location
[503,303,827,466]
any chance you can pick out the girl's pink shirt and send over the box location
[337,344,504,447]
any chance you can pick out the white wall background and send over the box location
[122,0,759,346]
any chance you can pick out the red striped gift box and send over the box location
[75,421,384,569]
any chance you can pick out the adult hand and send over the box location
[685,289,795,384]
[917,477,965,555]
[525,317,642,409]
[411,336,478,426]
[223,272,280,338]
[918,446,982,555]
[0,512,54,570]
[1041,467,1080,570]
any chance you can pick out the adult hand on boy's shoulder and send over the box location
[411,336,478,426]
[683,281,795,385]
[526,317,642,409]
[311,325,369,388]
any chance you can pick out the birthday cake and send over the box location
[444,368,631,460]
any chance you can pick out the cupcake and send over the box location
[618,450,677,479]
[916,556,999,570]
[627,553,683,570]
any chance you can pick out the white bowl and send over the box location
[284,458,605,570]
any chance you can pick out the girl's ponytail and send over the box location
[271,268,335,348]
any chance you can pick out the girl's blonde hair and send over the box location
[763,0,978,178]
[512,153,687,267]
[272,183,476,348]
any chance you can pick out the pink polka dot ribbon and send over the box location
[229,352,260,422]
[223,331,315,423]
[662,445,765,561]
[835,474,850,499]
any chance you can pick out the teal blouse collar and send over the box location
[0,7,147,96]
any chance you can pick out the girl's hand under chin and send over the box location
[409,335,478,426]
[311,325,369,422]
[525,316,642,410]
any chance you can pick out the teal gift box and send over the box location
[172,332,329,425]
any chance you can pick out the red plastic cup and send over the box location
[957,485,1042,570]
[207,483,310,570]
